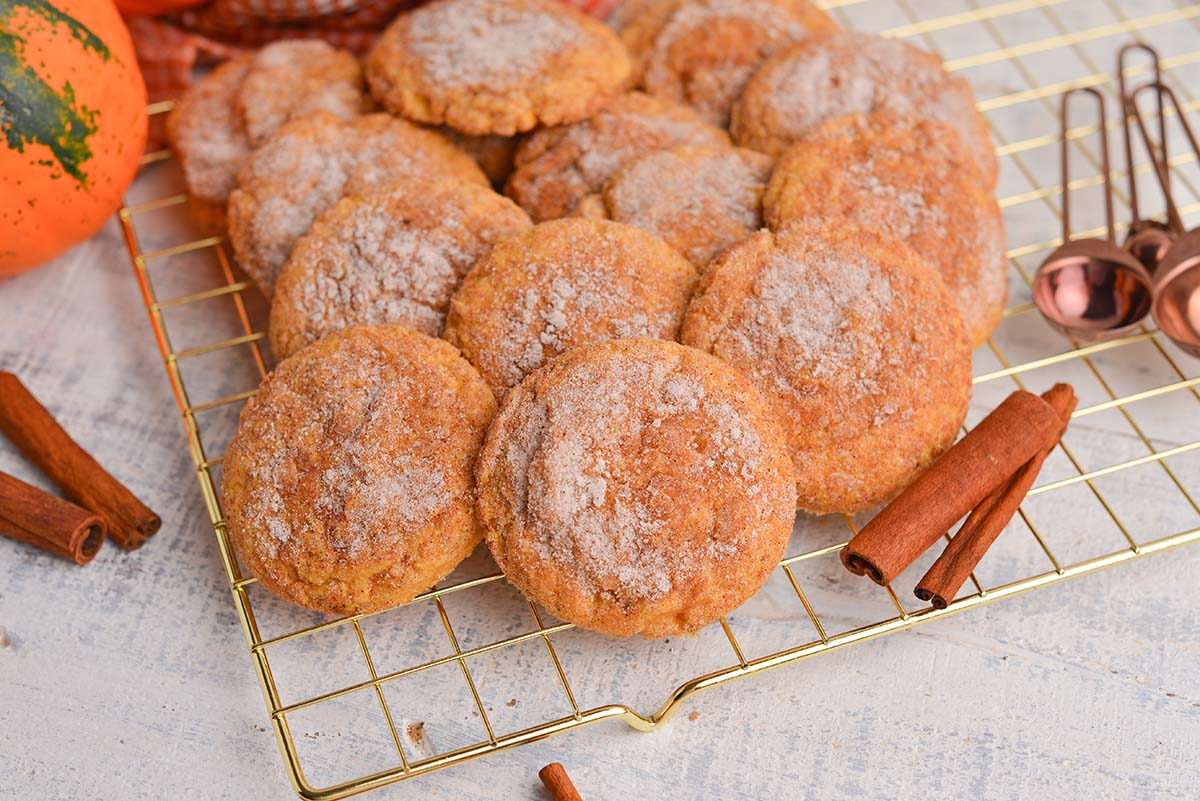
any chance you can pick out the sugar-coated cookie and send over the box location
[365,0,632,136]
[222,325,497,615]
[763,112,1006,346]
[477,338,797,637]
[505,91,729,221]
[269,177,532,359]
[682,218,972,514]
[227,112,487,298]
[731,31,998,186]
[443,218,698,397]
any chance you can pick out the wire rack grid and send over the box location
[116,1,1200,798]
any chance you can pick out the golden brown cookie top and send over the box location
[365,0,632,136]
[621,0,836,126]
[443,218,698,397]
[476,337,797,637]
[763,112,1006,347]
[682,218,972,514]
[236,40,372,147]
[167,42,372,222]
[166,56,253,212]
[227,111,487,298]
[602,145,774,269]
[269,177,533,359]
[506,91,730,221]
[221,325,497,615]
[731,31,998,186]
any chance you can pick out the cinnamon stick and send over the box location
[915,384,1078,608]
[0,372,160,549]
[539,763,583,801]
[841,390,1064,586]
[0,470,106,564]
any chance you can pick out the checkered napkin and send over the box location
[129,0,625,104]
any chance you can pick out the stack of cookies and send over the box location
[178,0,1006,638]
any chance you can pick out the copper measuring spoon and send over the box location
[1118,43,1175,271]
[1033,87,1154,342]
[1128,80,1200,357]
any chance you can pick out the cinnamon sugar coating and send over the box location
[227,112,487,299]
[269,177,532,360]
[221,325,497,615]
[621,0,837,126]
[166,56,253,234]
[731,31,998,186]
[236,40,372,147]
[681,219,972,515]
[443,218,698,398]
[600,145,774,269]
[505,91,729,221]
[166,41,371,234]
[365,0,632,136]
[763,113,1007,346]
[476,338,797,638]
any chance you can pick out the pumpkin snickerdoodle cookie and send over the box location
[476,338,797,638]
[620,0,837,126]
[166,56,253,234]
[731,31,998,186]
[269,177,532,360]
[597,145,774,270]
[505,91,730,221]
[365,0,632,136]
[221,325,497,616]
[235,40,371,148]
[763,113,1007,346]
[167,41,370,233]
[227,112,487,299]
[443,218,698,398]
[681,218,972,515]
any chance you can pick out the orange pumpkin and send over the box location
[0,0,148,275]
[114,0,208,15]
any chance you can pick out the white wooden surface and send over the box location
[5,1,1200,798]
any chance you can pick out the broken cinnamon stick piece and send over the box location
[0,470,106,564]
[915,384,1077,609]
[841,390,1064,586]
[539,762,584,801]
[0,371,160,549]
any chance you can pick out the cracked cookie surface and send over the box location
[444,218,698,398]
[599,144,774,270]
[365,0,632,136]
[731,31,998,186]
[763,112,1006,346]
[505,91,729,221]
[269,177,532,360]
[222,325,497,615]
[621,0,836,126]
[227,112,487,298]
[682,218,972,515]
[476,338,796,638]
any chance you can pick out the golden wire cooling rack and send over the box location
[117,1,1200,798]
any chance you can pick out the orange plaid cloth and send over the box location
[130,0,624,103]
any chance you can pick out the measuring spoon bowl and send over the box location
[1034,238,1154,343]
[1124,219,1175,273]
[1152,227,1200,357]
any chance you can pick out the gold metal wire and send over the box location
[116,2,1200,798]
